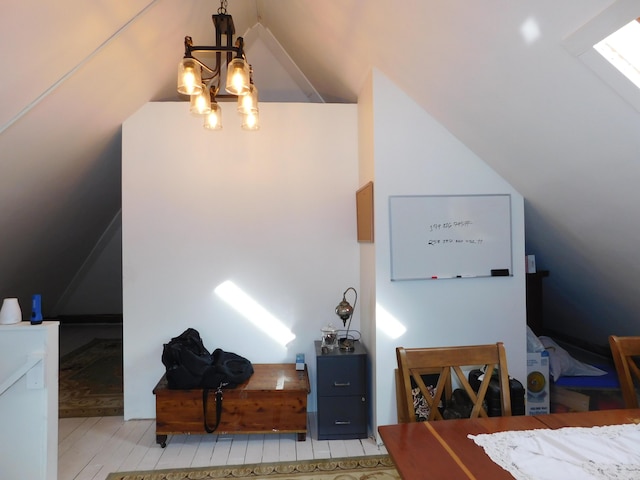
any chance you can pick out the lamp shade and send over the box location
[0,297,22,324]
[190,87,211,115]
[237,83,258,114]
[177,58,202,95]
[225,57,250,95]
[204,103,222,130]
[241,110,260,131]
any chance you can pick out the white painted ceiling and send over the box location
[2,0,639,346]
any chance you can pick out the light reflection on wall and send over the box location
[520,17,541,45]
[214,280,296,347]
[376,304,407,339]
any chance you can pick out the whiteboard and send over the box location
[389,194,512,280]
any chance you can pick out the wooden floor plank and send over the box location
[278,435,297,462]
[294,436,315,461]
[115,420,156,472]
[362,436,387,456]
[58,417,88,444]
[261,435,281,463]
[134,434,166,471]
[328,439,348,458]
[173,434,201,468]
[58,417,100,457]
[86,422,140,479]
[59,415,388,479]
[344,438,367,457]
[72,462,104,480]
[58,417,123,479]
[209,435,233,466]
[310,437,331,459]
[227,434,249,465]
[78,418,140,477]
[244,434,266,464]
[191,435,217,467]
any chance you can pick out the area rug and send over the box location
[105,455,399,480]
[59,338,123,418]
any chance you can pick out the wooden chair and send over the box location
[608,335,640,408]
[396,343,512,422]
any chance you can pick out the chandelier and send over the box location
[177,0,259,130]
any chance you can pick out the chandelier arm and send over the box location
[189,45,243,78]
[186,56,217,76]
[189,45,240,54]
[201,73,220,85]
[204,76,220,95]
[234,37,245,60]
[183,36,194,57]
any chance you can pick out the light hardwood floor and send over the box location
[58,324,386,479]
[58,413,387,480]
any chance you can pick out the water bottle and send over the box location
[31,294,43,325]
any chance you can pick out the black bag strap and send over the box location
[202,384,224,433]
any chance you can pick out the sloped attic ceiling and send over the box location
[2,0,640,348]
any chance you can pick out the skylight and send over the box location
[593,18,640,90]
[563,3,640,113]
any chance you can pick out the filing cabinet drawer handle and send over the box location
[333,381,351,387]
[334,420,352,425]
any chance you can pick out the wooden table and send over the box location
[378,409,640,479]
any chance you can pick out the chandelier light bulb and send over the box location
[204,103,222,130]
[183,71,197,92]
[237,84,258,114]
[241,110,260,131]
[238,93,253,114]
[177,58,202,95]
[225,58,250,95]
[190,87,211,115]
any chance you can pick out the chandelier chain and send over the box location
[218,0,228,15]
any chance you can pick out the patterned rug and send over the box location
[59,338,123,417]
[105,455,399,480]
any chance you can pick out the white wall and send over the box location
[356,74,377,430]
[122,102,359,419]
[359,70,527,437]
[56,213,123,316]
[123,81,527,432]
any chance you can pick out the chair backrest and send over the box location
[396,343,511,422]
[608,335,640,408]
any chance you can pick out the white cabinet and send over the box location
[0,321,59,480]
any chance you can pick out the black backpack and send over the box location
[161,328,213,389]
[161,328,254,434]
[161,328,254,389]
[202,348,255,388]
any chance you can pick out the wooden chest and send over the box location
[153,363,310,447]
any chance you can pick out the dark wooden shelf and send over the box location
[526,270,549,336]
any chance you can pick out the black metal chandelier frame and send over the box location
[178,0,259,130]
[182,6,246,99]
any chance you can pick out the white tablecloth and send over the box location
[469,423,640,480]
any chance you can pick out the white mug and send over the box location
[0,298,22,324]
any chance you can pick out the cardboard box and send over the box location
[526,351,550,415]
[550,386,590,412]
